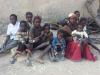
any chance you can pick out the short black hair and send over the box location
[79,17,87,23]
[20,20,28,27]
[33,16,42,22]
[57,29,64,36]
[26,12,33,17]
[10,14,17,20]
[74,11,80,14]
[43,23,50,30]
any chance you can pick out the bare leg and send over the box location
[35,42,49,50]
[36,45,51,64]
[10,51,21,64]
[26,49,32,66]
[26,49,32,60]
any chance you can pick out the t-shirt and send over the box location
[7,21,20,40]
[30,26,42,38]
[16,32,29,44]
[72,30,88,38]
[52,37,66,50]
[40,31,53,43]
[27,21,33,30]
[67,21,78,31]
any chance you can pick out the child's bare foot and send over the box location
[36,58,44,64]
[10,58,17,64]
[25,59,32,66]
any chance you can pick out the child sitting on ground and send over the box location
[65,24,96,61]
[10,21,33,66]
[51,30,66,62]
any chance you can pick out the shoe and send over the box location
[0,49,4,54]
[60,57,65,61]
[10,58,17,64]
[53,55,59,62]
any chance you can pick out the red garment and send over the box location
[65,41,96,61]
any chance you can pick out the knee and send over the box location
[26,49,32,53]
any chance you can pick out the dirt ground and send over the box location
[0,34,100,75]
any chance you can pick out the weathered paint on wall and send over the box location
[0,0,87,22]
[0,0,99,34]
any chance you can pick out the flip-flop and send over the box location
[10,58,17,64]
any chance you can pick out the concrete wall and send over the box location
[0,0,99,34]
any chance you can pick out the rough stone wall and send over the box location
[0,0,99,34]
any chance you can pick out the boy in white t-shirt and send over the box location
[0,14,20,53]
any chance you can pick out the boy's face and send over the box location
[57,32,63,40]
[81,20,86,26]
[20,23,26,31]
[10,16,17,25]
[26,14,33,23]
[75,12,80,18]
[69,17,76,23]
[44,26,50,33]
[33,19,41,27]
[77,25,83,31]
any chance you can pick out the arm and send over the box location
[49,32,53,44]
[4,24,11,46]
[83,31,88,38]
[52,38,57,48]
[3,35,10,46]
[60,39,66,54]
[29,28,34,39]
[62,25,72,34]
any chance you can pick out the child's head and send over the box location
[20,21,28,32]
[77,24,83,31]
[43,23,50,33]
[79,17,87,26]
[74,11,80,18]
[57,30,63,40]
[10,14,17,25]
[33,16,42,28]
[26,12,33,23]
[68,13,77,24]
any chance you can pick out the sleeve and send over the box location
[71,30,77,35]
[83,31,88,38]
[30,27,33,33]
[83,26,87,32]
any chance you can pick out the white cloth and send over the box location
[72,30,88,38]
[7,21,20,40]
[83,26,87,32]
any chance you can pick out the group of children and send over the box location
[10,15,66,65]
[0,11,99,66]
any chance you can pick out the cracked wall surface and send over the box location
[0,0,99,34]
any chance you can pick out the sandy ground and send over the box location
[0,34,100,75]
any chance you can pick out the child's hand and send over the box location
[34,37,39,42]
[29,40,33,43]
[22,40,25,44]
[55,52,58,55]
[33,40,35,43]
[62,51,65,55]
